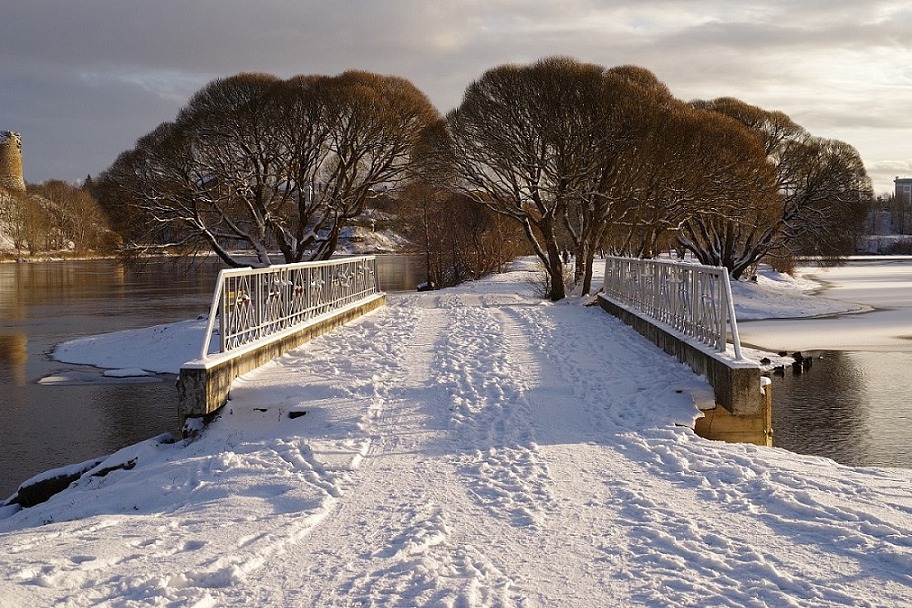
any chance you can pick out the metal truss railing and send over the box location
[602,256,743,360]
[199,256,380,359]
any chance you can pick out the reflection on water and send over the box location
[0,255,425,498]
[0,334,27,386]
[0,258,222,499]
[770,351,912,468]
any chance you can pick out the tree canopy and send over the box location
[96,59,873,294]
[691,97,872,274]
[442,57,872,294]
[97,71,439,266]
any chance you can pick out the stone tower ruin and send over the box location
[0,131,27,193]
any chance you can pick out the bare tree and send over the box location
[560,66,679,294]
[448,57,624,300]
[693,98,873,273]
[1,189,30,250]
[97,71,439,266]
[671,107,782,276]
[29,180,110,252]
[281,71,440,260]
[774,137,871,260]
[398,182,526,287]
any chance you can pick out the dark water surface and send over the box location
[0,255,423,498]
[739,260,912,470]
[768,350,912,469]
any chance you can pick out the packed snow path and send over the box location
[2,263,911,606]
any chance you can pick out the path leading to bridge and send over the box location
[2,260,911,607]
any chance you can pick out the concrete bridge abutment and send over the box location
[598,294,772,446]
[177,293,386,429]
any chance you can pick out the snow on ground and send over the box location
[338,225,414,255]
[52,317,213,375]
[1,259,911,606]
[730,266,859,321]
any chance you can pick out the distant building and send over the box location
[896,177,912,207]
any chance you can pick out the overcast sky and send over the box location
[2,0,910,194]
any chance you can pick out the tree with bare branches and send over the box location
[448,57,635,300]
[559,65,678,294]
[692,98,872,274]
[30,180,111,251]
[97,71,439,267]
[669,107,782,276]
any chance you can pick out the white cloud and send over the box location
[79,68,211,104]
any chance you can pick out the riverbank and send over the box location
[0,251,119,263]
[1,258,909,606]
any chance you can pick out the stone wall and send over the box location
[0,131,26,193]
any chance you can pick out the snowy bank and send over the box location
[1,259,910,606]
[52,317,213,375]
[739,260,912,352]
[730,265,861,321]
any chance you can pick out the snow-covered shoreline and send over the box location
[2,259,910,606]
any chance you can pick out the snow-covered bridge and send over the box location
[2,258,909,606]
[599,256,771,445]
[177,256,385,425]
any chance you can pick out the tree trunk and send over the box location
[546,239,565,301]
[581,249,597,296]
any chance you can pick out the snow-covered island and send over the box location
[1,259,909,606]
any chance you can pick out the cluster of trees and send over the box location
[0,180,112,254]
[97,57,872,300]
[443,57,871,299]
[396,184,527,288]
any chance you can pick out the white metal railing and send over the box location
[199,256,380,359]
[602,256,743,360]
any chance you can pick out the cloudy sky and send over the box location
[2,0,910,194]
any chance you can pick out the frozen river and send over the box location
[740,258,912,351]
[740,259,912,468]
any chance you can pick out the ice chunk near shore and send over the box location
[103,368,152,378]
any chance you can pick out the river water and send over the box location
[0,256,424,498]
[767,350,912,468]
[740,259,912,470]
